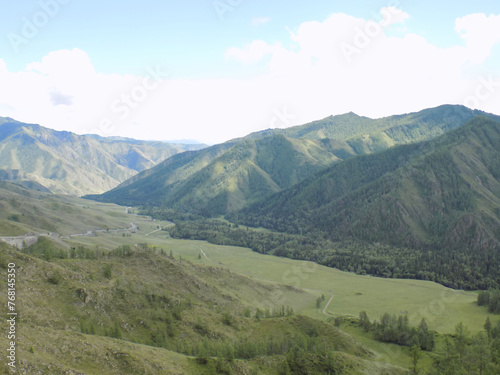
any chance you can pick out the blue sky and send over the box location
[1,0,499,143]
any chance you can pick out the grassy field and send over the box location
[0,236,403,374]
[0,182,140,236]
[62,214,499,374]
[59,202,498,336]
[2,186,498,373]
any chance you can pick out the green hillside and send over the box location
[230,116,500,289]
[2,183,498,373]
[0,117,205,196]
[0,184,409,374]
[241,105,491,146]
[93,105,499,215]
[94,135,342,215]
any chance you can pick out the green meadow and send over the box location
[2,187,498,373]
[64,201,497,336]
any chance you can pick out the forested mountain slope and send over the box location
[93,105,499,215]
[228,116,500,288]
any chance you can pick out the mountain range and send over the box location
[91,105,500,215]
[0,117,205,196]
[231,115,500,250]
[3,106,500,285]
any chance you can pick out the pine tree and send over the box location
[359,311,371,332]
[410,345,420,375]
[418,318,434,351]
[484,317,492,342]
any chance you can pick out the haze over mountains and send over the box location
[0,117,205,196]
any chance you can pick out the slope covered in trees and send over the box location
[223,117,500,289]
[232,116,500,251]
[93,105,500,215]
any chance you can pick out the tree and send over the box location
[316,296,323,309]
[103,264,112,279]
[484,317,492,341]
[469,332,490,375]
[397,315,411,346]
[454,322,470,360]
[224,344,235,362]
[196,344,208,365]
[254,308,264,320]
[418,318,434,351]
[410,345,420,375]
[477,291,490,306]
[359,311,371,332]
[222,311,233,326]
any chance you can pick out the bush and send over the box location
[48,271,62,285]
[222,311,233,326]
[103,264,112,279]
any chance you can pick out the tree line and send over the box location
[358,311,435,351]
[477,290,500,314]
[161,215,500,290]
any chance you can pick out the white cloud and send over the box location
[225,40,282,64]
[379,6,410,26]
[251,17,271,27]
[455,13,500,63]
[1,11,500,145]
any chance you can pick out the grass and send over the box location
[61,209,499,371]
[56,197,498,336]
[0,243,406,374]
[0,182,134,236]
[338,321,436,372]
[13,323,206,375]
[130,231,495,334]
[2,186,499,373]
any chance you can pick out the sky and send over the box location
[0,0,499,144]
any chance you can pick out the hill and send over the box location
[0,117,205,195]
[3,242,398,374]
[92,105,500,215]
[1,182,498,373]
[229,116,500,289]
[0,184,407,374]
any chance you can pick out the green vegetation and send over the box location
[167,214,499,290]
[0,241,403,374]
[478,290,500,313]
[0,181,139,236]
[23,237,68,260]
[2,112,500,375]
[0,187,498,373]
[92,111,500,291]
[227,116,500,290]
[94,105,500,215]
[0,117,205,195]
[358,311,435,351]
[429,321,500,374]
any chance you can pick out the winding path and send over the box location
[1,222,139,249]
[145,228,162,236]
[199,247,215,264]
[322,294,335,315]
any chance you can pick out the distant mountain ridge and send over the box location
[0,117,205,196]
[92,105,500,215]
